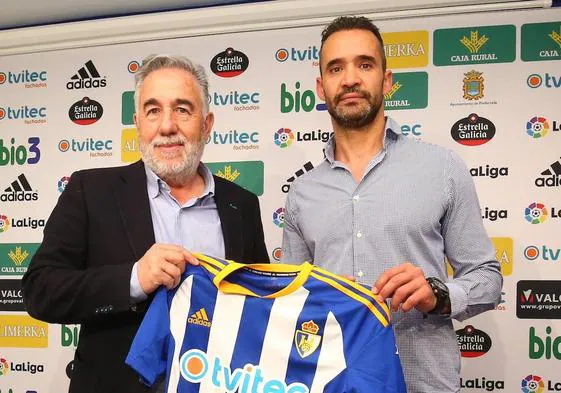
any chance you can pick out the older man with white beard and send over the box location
[22,54,269,393]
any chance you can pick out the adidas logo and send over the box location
[1,174,38,202]
[282,161,314,193]
[535,157,561,187]
[188,308,212,327]
[66,60,107,90]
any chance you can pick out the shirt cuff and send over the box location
[130,262,148,303]
[447,282,468,319]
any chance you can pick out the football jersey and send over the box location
[126,254,406,393]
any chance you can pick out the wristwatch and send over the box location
[426,277,451,315]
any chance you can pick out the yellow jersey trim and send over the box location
[310,271,389,327]
[312,266,391,321]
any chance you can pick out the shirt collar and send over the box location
[324,116,400,165]
[144,162,216,200]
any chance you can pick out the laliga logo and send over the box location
[521,375,544,393]
[180,349,309,393]
[274,128,294,148]
[525,202,548,224]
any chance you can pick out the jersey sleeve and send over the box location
[125,286,170,387]
[323,325,407,393]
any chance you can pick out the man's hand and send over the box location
[137,244,199,294]
[372,262,437,313]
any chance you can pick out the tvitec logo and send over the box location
[280,82,327,113]
[206,130,259,151]
[524,245,560,262]
[0,69,47,88]
[525,202,561,224]
[521,374,561,393]
[526,116,560,139]
[179,349,309,392]
[58,138,113,158]
[527,73,561,89]
[0,105,46,125]
[275,46,319,66]
[0,137,41,167]
[211,90,260,111]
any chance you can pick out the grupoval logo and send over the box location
[517,281,561,319]
[450,113,496,146]
[0,279,25,311]
[210,48,249,78]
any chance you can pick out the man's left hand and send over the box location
[372,262,437,313]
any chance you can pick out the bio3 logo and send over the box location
[0,138,41,167]
[280,82,327,113]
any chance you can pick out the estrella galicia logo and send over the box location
[66,60,107,89]
[274,128,295,148]
[272,208,285,228]
[1,174,38,202]
[68,97,103,125]
[210,48,249,78]
[456,325,492,358]
[58,176,71,193]
[525,202,548,224]
[521,375,545,393]
[517,280,561,319]
[451,113,496,146]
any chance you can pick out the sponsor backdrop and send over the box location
[0,7,560,393]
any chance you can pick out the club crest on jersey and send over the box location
[295,320,321,358]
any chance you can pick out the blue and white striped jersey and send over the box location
[126,254,406,393]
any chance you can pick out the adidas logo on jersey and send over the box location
[66,60,107,90]
[188,308,212,327]
[535,157,561,187]
[1,173,38,202]
[282,161,314,193]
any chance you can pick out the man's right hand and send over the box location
[137,244,199,294]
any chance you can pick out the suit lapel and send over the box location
[113,161,155,261]
[214,176,243,261]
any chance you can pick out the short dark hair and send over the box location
[320,16,386,72]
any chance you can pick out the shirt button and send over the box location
[357,232,362,238]
[353,195,360,201]
[357,271,364,278]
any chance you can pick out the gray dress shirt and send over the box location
[281,116,502,393]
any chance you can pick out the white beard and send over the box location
[140,133,205,185]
